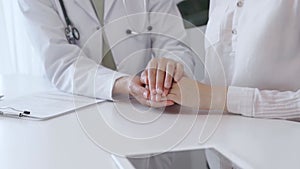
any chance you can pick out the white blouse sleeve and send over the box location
[227,86,300,119]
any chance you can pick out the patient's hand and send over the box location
[166,77,203,109]
[167,77,228,111]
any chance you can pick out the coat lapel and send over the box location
[73,0,99,23]
[104,0,116,20]
[74,0,116,23]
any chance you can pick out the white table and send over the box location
[1,75,300,169]
[0,75,118,169]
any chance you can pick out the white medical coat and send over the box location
[18,0,195,100]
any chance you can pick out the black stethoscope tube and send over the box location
[59,0,80,44]
[58,0,71,26]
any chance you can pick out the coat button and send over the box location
[232,29,237,35]
[96,26,101,30]
[237,1,244,7]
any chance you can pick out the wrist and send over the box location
[198,83,228,111]
[211,86,228,112]
[113,76,130,95]
[196,83,209,110]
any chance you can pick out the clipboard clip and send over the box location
[0,107,31,118]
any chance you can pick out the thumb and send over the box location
[140,70,148,85]
[167,94,179,104]
[129,81,147,96]
[166,100,175,106]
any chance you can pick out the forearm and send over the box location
[227,86,300,119]
[197,83,228,111]
[19,0,128,100]
[168,77,227,110]
[47,50,127,100]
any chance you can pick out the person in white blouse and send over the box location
[164,0,300,120]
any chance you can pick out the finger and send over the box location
[129,81,148,98]
[166,94,179,104]
[140,70,148,85]
[156,62,166,95]
[148,100,174,108]
[166,100,175,106]
[148,61,157,95]
[134,95,151,107]
[143,90,149,99]
[168,84,179,95]
[135,95,161,107]
[143,85,150,99]
[160,96,168,102]
[160,95,168,101]
[150,94,156,101]
[164,62,175,89]
[162,88,169,97]
[134,95,174,108]
[174,63,184,82]
[156,94,161,102]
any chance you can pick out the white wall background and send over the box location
[0,0,44,76]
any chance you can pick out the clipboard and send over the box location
[0,91,104,120]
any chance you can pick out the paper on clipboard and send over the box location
[0,91,104,120]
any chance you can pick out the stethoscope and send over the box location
[59,0,80,44]
[59,0,152,44]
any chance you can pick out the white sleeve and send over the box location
[149,0,196,77]
[227,86,300,119]
[18,0,127,100]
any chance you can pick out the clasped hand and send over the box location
[114,58,227,110]
[126,58,185,108]
[113,58,184,107]
[137,57,227,110]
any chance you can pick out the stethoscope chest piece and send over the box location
[65,25,80,44]
[72,27,80,40]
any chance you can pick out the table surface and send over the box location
[1,75,300,169]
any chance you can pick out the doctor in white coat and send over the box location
[18,0,195,107]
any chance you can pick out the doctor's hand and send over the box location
[167,77,228,111]
[141,58,184,102]
[113,76,174,108]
